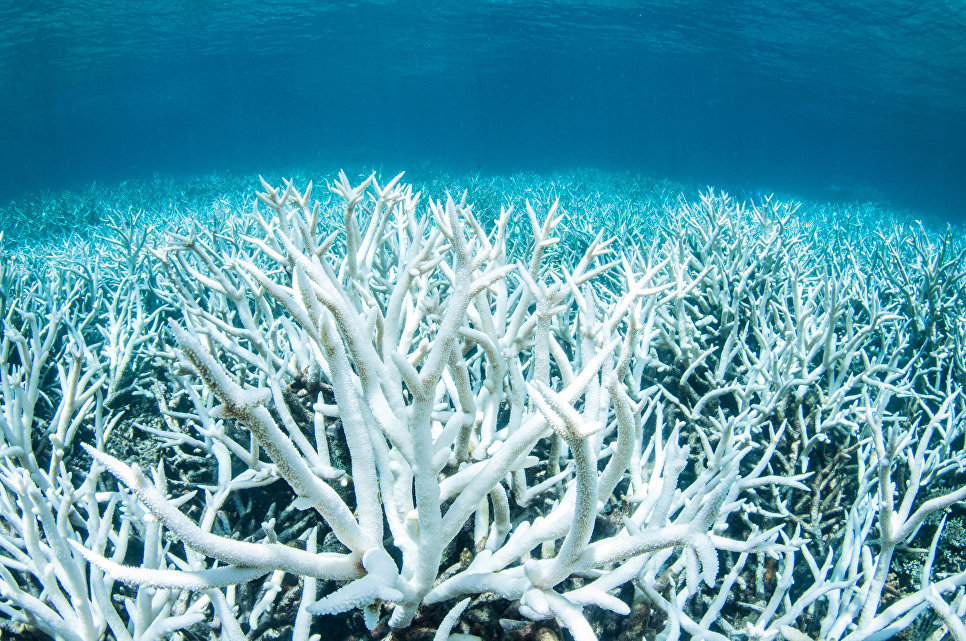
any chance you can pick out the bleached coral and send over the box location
[0,171,964,641]
[0,259,208,641]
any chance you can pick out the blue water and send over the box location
[1,1,964,220]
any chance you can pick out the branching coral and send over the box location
[0,171,963,641]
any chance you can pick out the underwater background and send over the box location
[1,0,964,221]
[3,4,966,641]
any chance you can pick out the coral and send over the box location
[0,170,964,641]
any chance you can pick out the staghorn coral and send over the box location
[0,170,963,641]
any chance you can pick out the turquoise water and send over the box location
[1,6,965,639]
[1,1,964,220]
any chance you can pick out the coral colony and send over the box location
[0,170,964,641]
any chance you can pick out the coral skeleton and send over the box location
[0,170,964,641]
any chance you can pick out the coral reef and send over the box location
[0,170,964,641]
